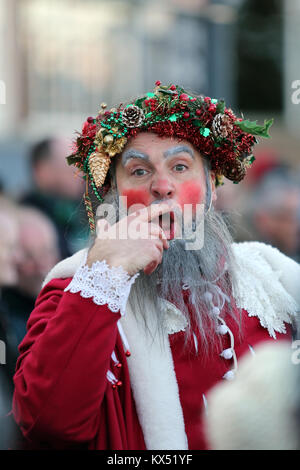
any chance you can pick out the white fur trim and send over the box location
[120,303,188,450]
[42,248,88,288]
[243,242,300,306]
[232,242,299,338]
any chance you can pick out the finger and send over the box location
[143,260,159,276]
[144,244,163,274]
[138,201,180,223]
[149,224,169,250]
[128,220,168,249]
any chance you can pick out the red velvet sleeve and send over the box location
[12,277,121,446]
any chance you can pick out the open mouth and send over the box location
[158,211,175,240]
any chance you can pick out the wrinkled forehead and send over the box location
[118,132,199,167]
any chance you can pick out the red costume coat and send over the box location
[12,273,291,450]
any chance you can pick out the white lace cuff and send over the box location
[64,260,139,316]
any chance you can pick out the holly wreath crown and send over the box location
[67,80,273,232]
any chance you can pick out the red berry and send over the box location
[196,109,201,115]
[170,85,176,91]
[117,381,122,387]
[155,80,161,86]
[183,112,190,119]
[87,116,94,123]
[125,350,131,357]
[179,93,189,101]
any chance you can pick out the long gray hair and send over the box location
[98,184,242,356]
[129,208,241,355]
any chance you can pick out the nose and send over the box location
[150,178,175,200]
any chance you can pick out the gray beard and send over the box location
[98,188,241,354]
[128,209,241,354]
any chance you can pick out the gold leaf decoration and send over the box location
[105,136,127,157]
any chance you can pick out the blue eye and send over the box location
[174,164,187,172]
[133,168,148,176]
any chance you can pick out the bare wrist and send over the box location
[86,245,127,273]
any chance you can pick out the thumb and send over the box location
[143,260,158,275]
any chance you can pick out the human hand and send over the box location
[87,201,177,275]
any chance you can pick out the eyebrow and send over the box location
[121,144,194,166]
[163,145,194,159]
[121,149,149,166]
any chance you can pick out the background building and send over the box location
[1,0,299,196]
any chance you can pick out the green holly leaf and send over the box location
[192,119,203,127]
[135,97,146,108]
[234,118,274,138]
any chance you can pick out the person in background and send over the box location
[21,137,87,259]
[10,82,300,450]
[213,149,285,245]
[0,196,22,448]
[2,206,60,349]
[0,197,21,380]
[241,167,300,262]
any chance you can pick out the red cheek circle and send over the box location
[178,181,204,210]
[121,189,151,210]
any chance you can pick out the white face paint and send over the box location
[114,133,216,239]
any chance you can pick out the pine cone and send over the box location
[122,105,145,128]
[223,160,246,182]
[212,113,234,139]
[88,151,111,187]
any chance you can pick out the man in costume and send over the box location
[12,82,300,450]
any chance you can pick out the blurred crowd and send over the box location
[0,137,89,447]
[0,138,299,449]
[216,148,300,264]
